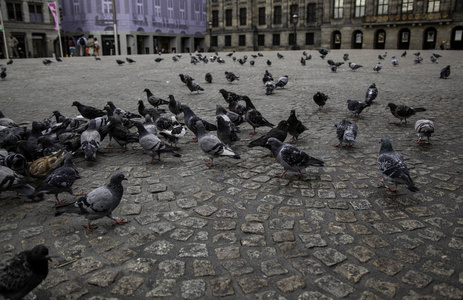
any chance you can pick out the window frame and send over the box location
[258,7,265,25]
[402,0,414,14]
[7,2,23,21]
[377,0,389,15]
[355,0,366,18]
[333,0,343,19]
[239,8,246,26]
[29,4,43,23]
[427,0,440,13]
[273,6,282,25]
[273,33,280,46]
[306,3,316,23]
[225,9,232,27]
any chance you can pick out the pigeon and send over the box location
[225,71,239,83]
[265,81,276,95]
[137,100,158,120]
[158,120,186,148]
[116,59,125,65]
[154,58,164,62]
[34,152,81,204]
[266,137,325,178]
[401,51,407,57]
[106,115,139,152]
[348,62,363,71]
[142,115,158,136]
[0,244,51,300]
[106,101,141,120]
[343,53,349,61]
[55,172,128,231]
[347,100,368,117]
[27,148,67,178]
[373,62,382,73]
[327,60,343,67]
[0,110,15,127]
[6,59,13,65]
[413,56,423,64]
[133,122,181,164]
[143,88,169,108]
[146,108,172,132]
[217,57,225,63]
[258,52,264,57]
[377,137,419,192]
[0,151,27,175]
[0,166,42,201]
[250,60,255,66]
[387,103,426,124]
[185,77,204,94]
[81,119,101,161]
[216,115,240,147]
[226,51,234,57]
[243,98,274,135]
[196,120,240,167]
[365,83,378,106]
[391,56,399,67]
[248,120,289,148]
[334,119,358,149]
[216,104,240,132]
[94,56,101,61]
[432,53,442,58]
[276,75,288,88]
[330,64,337,72]
[287,110,308,144]
[72,101,106,119]
[0,66,6,80]
[56,56,62,62]
[277,52,284,59]
[262,70,274,84]
[313,92,329,110]
[266,59,272,66]
[172,56,178,62]
[378,54,385,60]
[430,55,438,64]
[168,94,183,118]
[42,59,53,65]
[205,72,213,83]
[179,74,194,85]
[300,57,306,66]
[182,104,217,142]
[414,120,435,144]
[439,65,450,79]
[413,51,420,56]
[126,57,136,63]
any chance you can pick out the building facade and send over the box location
[59,0,207,56]
[0,0,59,58]
[207,0,463,51]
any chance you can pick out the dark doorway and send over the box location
[101,35,120,55]
[32,33,46,57]
[11,32,27,58]
[451,26,463,50]
[423,27,437,49]
[398,28,410,49]
[375,29,386,49]
[331,31,341,49]
[352,30,363,49]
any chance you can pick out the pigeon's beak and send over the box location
[123,176,128,181]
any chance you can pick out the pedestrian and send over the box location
[77,35,87,56]
[68,38,75,57]
[87,35,95,56]
[94,37,100,56]
[8,34,19,58]
[440,41,445,50]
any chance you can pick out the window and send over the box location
[103,0,112,14]
[225,35,231,47]
[274,6,282,24]
[239,35,246,46]
[240,8,246,26]
[333,0,343,19]
[428,0,440,12]
[307,4,316,23]
[273,34,280,46]
[168,0,174,19]
[73,0,80,14]
[306,32,314,45]
[402,0,413,13]
[259,7,265,25]
[7,2,23,21]
[258,34,265,46]
[289,33,296,45]
[179,1,185,20]
[29,4,43,23]
[355,0,365,17]
[154,0,161,17]
[225,9,232,26]
[212,10,219,27]
[137,0,144,15]
[211,36,218,47]
[377,0,389,15]
[194,1,200,21]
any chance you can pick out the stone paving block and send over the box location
[111,275,144,296]
[347,246,375,263]
[402,270,433,289]
[215,246,240,260]
[125,257,157,273]
[362,235,390,248]
[87,270,119,287]
[315,275,354,298]
[50,281,88,300]
[245,213,270,222]
[299,233,327,248]
[237,276,269,294]
[241,234,266,247]
[72,256,103,275]
[392,248,421,264]
[145,279,176,297]
[276,275,306,293]
[103,247,137,264]
[335,211,357,223]
[313,248,347,266]
[247,247,277,259]
[365,278,400,298]
[261,259,289,276]
[241,222,265,234]
[178,243,208,257]
[334,263,369,283]
[292,258,326,275]
[349,224,372,235]
[433,283,463,300]
[222,258,253,276]
[394,234,424,249]
[421,260,455,277]
[181,279,206,299]
[210,277,234,297]
[158,259,186,278]
[212,232,237,244]
[278,242,309,258]
[373,257,404,276]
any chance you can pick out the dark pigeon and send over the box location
[286,110,308,144]
[248,120,289,148]
[365,83,378,106]
[168,94,183,118]
[205,72,213,83]
[72,101,106,119]
[347,100,368,117]
[143,88,169,108]
[440,65,450,79]
[225,71,239,83]
[387,103,426,124]
[313,92,329,110]
[276,75,288,88]
[126,57,136,63]
[185,77,204,94]
[243,97,274,135]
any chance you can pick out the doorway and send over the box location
[375,29,386,49]
[352,30,363,49]
[398,29,410,49]
[423,27,437,49]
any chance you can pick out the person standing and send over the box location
[87,35,95,56]
[77,35,87,56]
[8,34,19,58]
[94,37,100,56]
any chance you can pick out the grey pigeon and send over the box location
[265,81,276,95]
[185,76,204,93]
[137,100,158,119]
[348,62,362,70]
[72,101,106,119]
[179,74,193,85]
[81,119,101,161]
[430,55,438,63]
[143,88,169,108]
[414,119,435,144]
[106,101,141,119]
[216,115,240,147]
[287,110,308,144]
[216,104,243,127]
[365,83,378,106]
[334,119,358,149]
[391,56,399,67]
[343,53,349,61]
[182,104,217,142]
[373,62,382,73]
[0,111,15,126]
[167,94,183,118]
[225,71,239,83]
[55,172,128,231]
[377,137,419,192]
[387,103,426,124]
[347,100,368,117]
[440,65,450,79]
[133,122,181,164]
[276,75,288,88]
[313,92,329,110]
[106,115,139,152]
[34,152,81,204]
[142,115,158,136]
[0,244,51,300]
[266,137,325,178]
[196,120,240,167]
[413,56,423,64]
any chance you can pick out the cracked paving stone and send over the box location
[276,275,306,293]
[272,230,295,242]
[402,270,433,289]
[193,205,218,216]
[144,240,174,255]
[241,222,265,234]
[125,258,157,273]
[245,213,269,222]
[261,259,289,276]
[238,276,269,294]
[315,275,354,298]
[146,279,176,297]
[210,277,234,297]
[178,243,208,257]
[372,223,402,234]
[103,248,137,264]
[292,258,325,275]
[398,219,426,231]
[72,256,103,275]
[278,206,304,217]
[362,235,390,248]
[299,233,327,248]
[334,263,369,283]
[193,259,216,277]
[421,260,455,277]
[159,259,185,278]
[213,220,237,231]
[111,276,144,296]
[212,232,237,244]
[181,279,206,299]
[170,228,194,241]
[373,257,404,276]
[335,211,357,223]
[313,248,347,266]
[222,259,253,276]
[347,246,375,263]
[365,277,400,298]
[241,235,266,247]
[87,270,119,287]
[433,283,463,299]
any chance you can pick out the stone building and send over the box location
[207,0,463,51]
[59,0,207,56]
[0,0,59,58]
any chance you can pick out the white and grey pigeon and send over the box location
[216,115,240,147]
[377,137,419,192]
[347,100,368,117]
[81,119,101,161]
[266,137,325,178]
[391,56,399,67]
[373,62,382,73]
[414,119,435,144]
[0,244,51,300]
[334,119,358,149]
[133,121,181,164]
[0,166,42,201]
[265,81,276,95]
[348,62,363,71]
[196,120,240,167]
[55,172,129,231]
[430,55,438,64]
[275,75,288,88]
[365,83,378,106]
[142,115,158,136]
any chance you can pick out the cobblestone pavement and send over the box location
[0,49,462,300]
